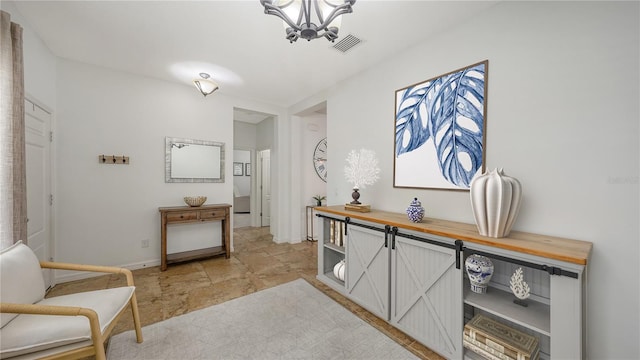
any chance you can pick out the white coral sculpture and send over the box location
[344,148,381,190]
[510,267,531,300]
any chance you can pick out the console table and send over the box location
[305,206,316,242]
[159,204,231,271]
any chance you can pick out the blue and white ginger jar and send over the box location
[406,198,425,223]
[465,254,494,294]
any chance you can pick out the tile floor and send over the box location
[233,213,251,228]
[46,226,444,360]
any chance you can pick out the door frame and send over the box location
[25,94,55,289]
[256,149,271,227]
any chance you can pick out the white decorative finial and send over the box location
[510,267,531,300]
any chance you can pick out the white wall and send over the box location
[317,2,638,357]
[256,117,274,151]
[233,121,257,149]
[54,58,285,276]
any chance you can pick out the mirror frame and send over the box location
[165,137,225,183]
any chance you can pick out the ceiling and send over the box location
[11,1,499,109]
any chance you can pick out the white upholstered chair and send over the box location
[0,241,143,360]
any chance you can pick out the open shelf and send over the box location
[317,271,345,294]
[324,242,345,254]
[167,246,226,265]
[463,348,492,360]
[464,282,550,336]
[323,270,345,286]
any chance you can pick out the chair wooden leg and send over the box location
[94,341,107,360]
[130,293,143,343]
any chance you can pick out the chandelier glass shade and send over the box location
[260,0,356,43]
[193,73,219,97]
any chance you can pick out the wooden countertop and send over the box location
[159,203,232,212]
[315,205,592,265]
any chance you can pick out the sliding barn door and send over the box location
[345,225,390,320]
[391,235,463,359]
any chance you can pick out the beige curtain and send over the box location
[0,10,27,250]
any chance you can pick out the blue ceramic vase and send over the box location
[465,254,494,294]
[406,198,425,223]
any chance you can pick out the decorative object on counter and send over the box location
[344,203,371,212]
[350,188,361,204]
[406,197,425,223]
[344,148,380,212]
[470,168,522,238]
[333,259,346,281]
[465,254,494,294]
[464,314,540,360]
[509,267,531,307]
[394,60,488,190]
[312,195,326,206]
[183,196,207,207]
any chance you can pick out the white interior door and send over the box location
[25,98,52,288]
[258,149,271,227]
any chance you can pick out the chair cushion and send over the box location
[0,241,46,328]
[0,286,135,359]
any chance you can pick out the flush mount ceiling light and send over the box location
[193,73,219,97]
[260,0,356,43]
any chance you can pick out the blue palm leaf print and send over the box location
[395,85,433,157]
[395,62,485,187]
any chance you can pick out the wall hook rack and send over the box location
[99,155,130,164]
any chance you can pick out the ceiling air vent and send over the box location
[332,34,362,53]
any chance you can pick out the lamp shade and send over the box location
[261,0,355,43]
[193,73,219,97]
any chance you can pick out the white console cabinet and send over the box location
[315,206,592,360]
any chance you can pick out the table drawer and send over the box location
[166,212,198,222]
[199,209,226,219]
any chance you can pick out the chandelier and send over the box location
[260,0,356,43]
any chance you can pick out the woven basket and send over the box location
[183,196,207,207]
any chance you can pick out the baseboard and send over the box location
[54,259,161,284]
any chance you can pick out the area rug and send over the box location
[107,279,418,360]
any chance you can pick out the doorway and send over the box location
[233,149,252,228]
[233,107,275,229]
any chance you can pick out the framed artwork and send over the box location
[245,163,251,176]
[233,162,243,176]
[394,60,488,190]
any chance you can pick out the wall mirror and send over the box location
[165,137,225,183]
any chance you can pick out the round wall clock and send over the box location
[313,138,327,182]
